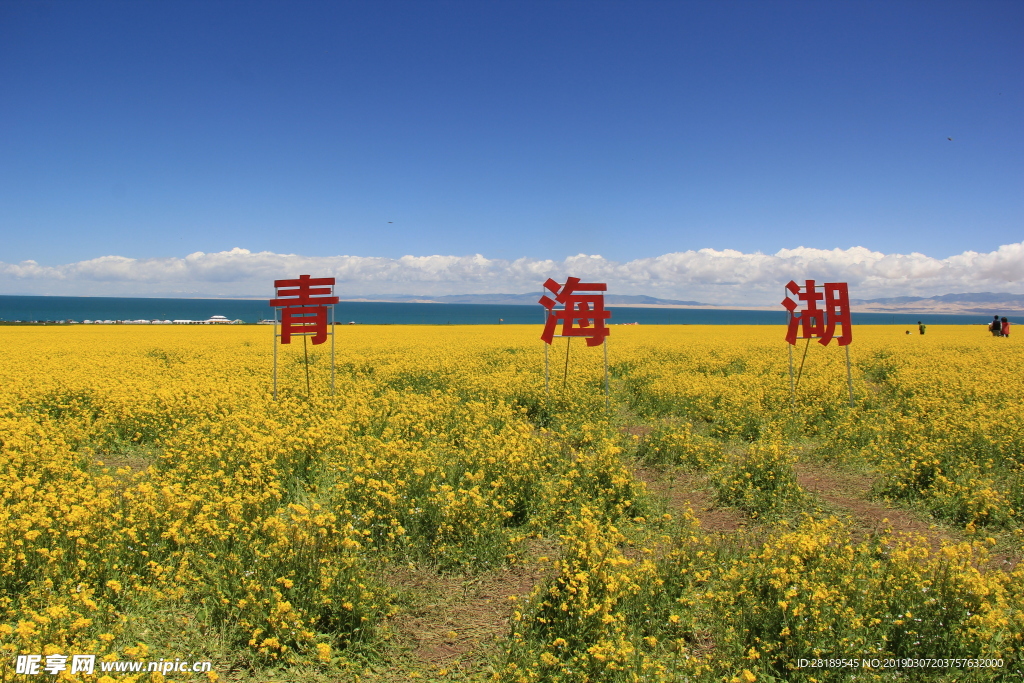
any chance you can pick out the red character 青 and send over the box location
[269,274,339,344]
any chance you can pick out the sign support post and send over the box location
[603,336,610,412]
[539,276,612,411]
[269,274,339,399]
[787,339,795,407]
[331,303,336,396]
[273,308,279,400]
[845,344,854,408]
[563,337,571,388]
[782,279,855,409]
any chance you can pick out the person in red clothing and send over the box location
[1001,317,1010,337]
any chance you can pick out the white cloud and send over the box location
[2,243,1022,304]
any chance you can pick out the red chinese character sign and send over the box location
[539,277,611,347]
[270,275,340,344]
[781,279,852,346]
[269,274,339,398]
[781,279,855,407]
[539,276,611,409]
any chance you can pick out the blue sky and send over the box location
[0,0,1021,301]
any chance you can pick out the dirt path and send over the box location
[634,461,1018,571]
[370,541,557,680]
[795,462,957,547]
[634,467,747,533]
[796,462,1020,571]
[387,564,540,664]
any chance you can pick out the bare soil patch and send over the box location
[634,461,1019,572]
[634,467,747,533]
[620,425,654,439]
[796,462,1020,571]
[387,565,538,664]
[379,540,558,677]
[797,462,956,550]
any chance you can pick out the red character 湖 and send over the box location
[782,279,852,346]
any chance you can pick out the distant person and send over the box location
[1001,317,1010,338]
[990,315,1003,337]
[918,321,926,335]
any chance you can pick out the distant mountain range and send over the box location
[851,292,1024,304]
[341,293,707,306]
[338,291,1024,313]
[850,292,1024,313]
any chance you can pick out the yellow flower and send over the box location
[540,652,559,667]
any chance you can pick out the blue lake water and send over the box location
[0,295,1007,326]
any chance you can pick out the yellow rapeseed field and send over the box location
[1,324,1021,681]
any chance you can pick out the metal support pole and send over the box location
[273,309,279,400]
[330,304,336,397]
[543,309,551,395]
[785,290,794,407]
[788,342,794,407]
[845,344,854,408]
[795,337,811,389]
[603,337,609,413]
[303,335,311,397]
[544,341,549,395]
[563,336,571,389]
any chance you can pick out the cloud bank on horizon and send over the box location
[2,243,1022,305]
